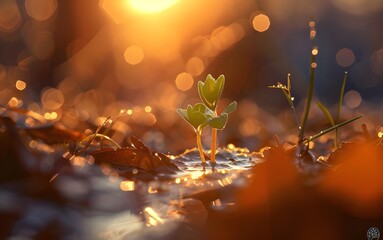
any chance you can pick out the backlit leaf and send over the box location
[222,101,237,115]
[208,113,228,129]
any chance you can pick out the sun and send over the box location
[127,0,179,14]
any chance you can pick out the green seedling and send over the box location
[335,72,348,145]
[271,74,361,151]
[316,71,348,148]
[270,23,361,151]
[198,74,237,164]
[177,103,209,163]
[269,74,299,131]
[79,133,121,149]
[75,117,121,155]
[316,101,335,125]
[299,45,318,142]
[178,74,237,164]
[269,23,318,141]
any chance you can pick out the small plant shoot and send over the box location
[268,74,299,131]
[269,23,361,153]
[2,5,382,239]
[178,74,237,164]
[177,103,209,163]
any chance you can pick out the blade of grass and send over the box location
[316,101,335,126]
[299,50,317,142]
[286,74,300,131]
[335,72,348,147]
[299,23,318,142]
[268,74,300,132]
[75,117,111,154]
[303,115,362,144]
[316,101,340,148]
[79,133,121,149]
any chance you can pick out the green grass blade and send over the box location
[76,117,111,154]
[299,51,317,141]
[335,72,348,148]
[299,23,318,141]
[268,74,300,132]
[316,101,335,126]
[287,73,291,93]
[336,72,348,123]
[303,115,362,144]
[79,133,121,149]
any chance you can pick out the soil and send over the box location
[1,114,383,240]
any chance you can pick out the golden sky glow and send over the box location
[127,0,179,13]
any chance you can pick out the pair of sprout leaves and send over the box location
[177,74,237,162]
[177,74,237,133]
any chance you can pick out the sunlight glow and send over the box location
[227,143,235,150]
[120,181,135,191]
[144,207,164,226]
[127,0,179,14]
[191,171,204,180]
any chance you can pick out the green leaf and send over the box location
[176,108,189,122]
[336,72,348,124]
[214,75,225,104]
[188,111,207,129]
[191,103,206,114]
[198,81,211,109]
[223,101,237,115]
[198,74,226,111]
[208,113,228,129]
[200,80,215,109]
[177,104,208,130]
[334,72,348,148]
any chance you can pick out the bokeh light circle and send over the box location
[336,48,355,67]
[124,45,144,65]
[175,72,194,91]
[252,14,270,32]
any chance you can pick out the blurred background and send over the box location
[1,0,383,153]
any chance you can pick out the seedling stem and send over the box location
[196,129,206,163]
[210,111,218,164]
